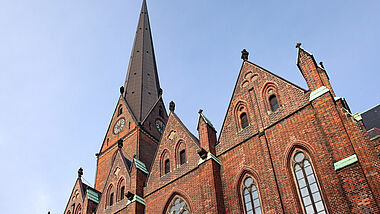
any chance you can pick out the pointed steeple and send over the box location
[124,0,161,122]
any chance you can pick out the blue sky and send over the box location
[0,0,379,213]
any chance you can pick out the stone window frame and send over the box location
[117,177,126,202]
[239,172,263,214]
[234,101,250,131]
[290,148,328,214]
[262,82,282,114]
[175,140,187,167]
[160,149,171,176]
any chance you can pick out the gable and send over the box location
[141,97,169,141]
[218,61,309,154]
[99,97,138,153]
[63,178,86,214]
[97,149,132,212]
[145,112,201,194]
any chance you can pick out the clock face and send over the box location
[114,118,125,134]
[155,120,165,134]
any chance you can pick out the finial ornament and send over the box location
[169,101,175,112]
[241,49,249,61]
[120,86,124,95]
[296,43,302,48]
[319,62,325,69]
[118,139,123,149]
[78,168,83,178]
[198,109,203,114]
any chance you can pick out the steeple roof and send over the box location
[124,0,161,122]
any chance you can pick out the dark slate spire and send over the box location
[124,0,161,122]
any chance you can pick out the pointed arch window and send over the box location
[240,113,249,129]
[106,184,114,208]
[292,150,327,214]
[241,176,262,214]
[166,196,191,214]
[117,178,126,202]
[175,141,186,167]
[161,150,171,176]
[75,204,82,214]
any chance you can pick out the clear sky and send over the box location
[0,0,379,213]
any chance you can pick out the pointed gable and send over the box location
[63,177,87,214]
[145,112,201,194]
[218,60,309,154]
[97,149,132,212]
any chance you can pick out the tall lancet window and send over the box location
[241,176,262,214]
[292,150,327,214]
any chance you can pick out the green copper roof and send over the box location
[134,158,149,174]
[87,188,100,203]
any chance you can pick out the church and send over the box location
[63,0,380,213]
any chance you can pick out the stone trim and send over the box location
[352,113,362,121]
[334,154,358,171]
[309,86,329,101]
[198,152,221,165]
[126,194,146,206]
[134,158,149,174]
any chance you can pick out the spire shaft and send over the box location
[124,0,161,122]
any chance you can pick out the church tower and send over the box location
[94,0,167,192]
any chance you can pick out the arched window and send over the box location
[292,150,326,214]
[118,105,123,116]
[166,196,191,214]
[165,159,170,174]
[161,150,170,176]
[75,204,82,214]
[269,95,279,112]
[240,113,249,129]
[234,102,250,131]
[117,178,125,202]
[241,175,262,214]
[262,82,281,113]
[106,184,114,208]
[175,141,186,167]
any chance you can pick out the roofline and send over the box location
[361,103,380,115]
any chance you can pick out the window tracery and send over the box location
[292,150,327,214]
[166,196,191,214]
[241,175,262,214]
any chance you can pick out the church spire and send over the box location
[124,0,161,122]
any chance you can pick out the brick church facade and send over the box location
[63,1,380,213]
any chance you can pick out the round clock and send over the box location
[155,120,165,134]
[114,118,126,134]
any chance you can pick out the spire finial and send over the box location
[296,43,302,48]
[319,62,325,69]
[169,101,175,112]
[78,168,83,178]
[241,49,249,61]
[120,86,124,95]
[198,109,203,114]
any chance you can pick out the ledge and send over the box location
[352,113,362,121]
[198,152,221,166]
[309,86,329,101]
[126,194,146,206]
[334,154,358,171]
[134,158,149,174]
